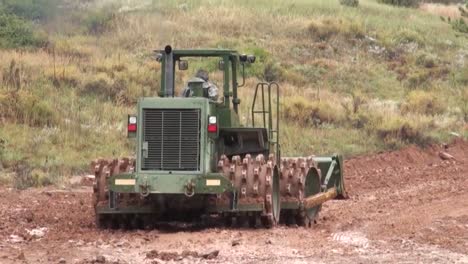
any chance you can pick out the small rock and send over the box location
[58,257,66,263]
[439,151,455,161]
[95,255,106,263]
[26,227,48,238]
[8,235,24,243]
[202,250,219,259]
[266,239,273,244]
[79,175,95,186]
[17,252,25,260]
[116,241,129,247]
[24,210,34,223]
[231,240,240,246]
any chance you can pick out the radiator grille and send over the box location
[142,109,201,171]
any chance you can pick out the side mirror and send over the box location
[178,60,188,71]
[218,60,225,70]
[239,54,256,63]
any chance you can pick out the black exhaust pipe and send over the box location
[164,45,174,97]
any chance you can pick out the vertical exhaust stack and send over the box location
[164,45,175,97]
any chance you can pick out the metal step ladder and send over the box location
[251,82,280,163]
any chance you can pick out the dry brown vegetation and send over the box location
[0,0,466,186]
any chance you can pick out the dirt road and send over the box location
[0,139,467,263]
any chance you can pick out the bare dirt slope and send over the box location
[0,139,467,263]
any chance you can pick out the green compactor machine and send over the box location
[91,45,347,229]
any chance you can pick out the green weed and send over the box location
[401,90,446,115]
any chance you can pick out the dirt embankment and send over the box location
[0,139,467,263]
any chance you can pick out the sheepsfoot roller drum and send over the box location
[215,154,280,228]
[279,155,346,227]
[91,158,152,229]
[90,46,347,230]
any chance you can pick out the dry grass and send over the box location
[420,3,462,19]
[0,0,467,187]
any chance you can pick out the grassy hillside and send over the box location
[0,0,467,187]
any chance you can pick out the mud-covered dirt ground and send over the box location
[1,139,467,263]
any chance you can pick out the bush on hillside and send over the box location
[83,10,117,35]
[372,115,433,147]
[12,161,52,189]
[242,46,272,79]
[0,137,4,164]
[308,18,365,41]
[263,61,284,82]
[454,67,468,85]
[0,0,59,22]
[377,0,421,7]
[340,0,359,7]
[0,90,59,127]
[439,2,468,34]
[406,69,431,88]
[400,90,445,116]
[462,89,468,122]
[0,13,48,48]
[282,96,344,126]
[415,53,438,68]
[424,0,464,3]
[394,28,425,46]
[342,91,370,128]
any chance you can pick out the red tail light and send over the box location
[208,116,217,133]
[128,123,137,132]
[128,115,137,133]
[208,124,217,133]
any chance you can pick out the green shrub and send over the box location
[12,161,52,189]
[0,137,4,165]
[401,90,445,116]
[0,0,59,21]
[31,168,52,187]
[282,96,344,126]
[340,0,359,7]
[0,90,59,127]
[440,2,468,34]
[377,0,421,7]
[394,28,425,46]
[263,61,284,82]
[81,74,114,99]
[415,53,437,68]
[454,67,468,86]
[0,13,48,48]
[307,18,365,41]
[281,69,307,87]
[308,19,340,41]
[425,0,463,3]
[13,161,32,189]
[450,18,468,34]
[372,115,432,147]
[342,91,369,128]
[462,89,468,122]
[242,46,272,79]
[407,69,431,88]
[83,10,116,35]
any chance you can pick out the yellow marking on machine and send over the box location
[115,179,136,186]
[206,179,221,186]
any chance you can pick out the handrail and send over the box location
[251,82,280,163]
